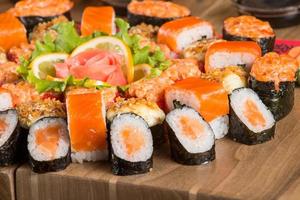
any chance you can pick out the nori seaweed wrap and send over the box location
[223,15,276,55]
[165,104,215,165]
[127,0,190,26]
[109,113,153,176]
[228,88,276,145]
[249,52,298,120]
[249,76,295,121]
[27,117,71,173]
[0,109,20,166]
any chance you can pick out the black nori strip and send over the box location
[222,28,275,55]
[0,109,20,166]
[29,149,71,173]
[249,76,295,121]
[111,154,152,176]
[150,123,166,147]
[228,103,276,145]
[296,69,300,87]
[18,11,72,34]
[127,11,185,26]
[165,121,215,165]
[16,127,29,163]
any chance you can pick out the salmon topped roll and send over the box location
[81,6,116,36]
[127,0,190,26]
[66,88,107,163]
[28,117,71,173]
[249,52,298,121]
[165,77,229,139]
[0,109,20,166]
[0,12,27,51]
[8,0,73,33]
[157,16,214,52]
[204,41,262,72]
[223,16,275,55]
[109,113,153,175]
[229,88,276,145]
[165,104,215,165]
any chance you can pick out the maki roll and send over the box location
[110,113,153,175]
[249,52,298,121]
[165,105,215,165]
[0,109,20,166]
[0,88,14,111]
[107,98,166,147]
[158,16,214,53]
[165,77,229,139]
[81,6,116,36]
[228,88,276,145]
[8,0,73,33]
[66,88,108,163]
[223,16,276,55]
[127,0,190,26]
[204,41,261,72]
[28,117,71,173]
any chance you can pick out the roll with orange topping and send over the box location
[223,15,276,55]
[249,52,298,120]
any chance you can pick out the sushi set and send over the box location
[0,0,299,178]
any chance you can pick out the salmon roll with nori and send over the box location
[110,113,153,175]
[249,52,298,121]
[81,6,116,36]
[204,41,261,72]
[28,117,70,173]
[0,109,20,166]
[158,16,214,53]
[228,88,276,145]
[0,88,14,111]
[127,0,190,26]
[107,98,165,147]
[166,105,215,165]
[66,88,107,163]
[223,16,275,55]
[8,0,73,33]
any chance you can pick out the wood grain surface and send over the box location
[0,0,299,200]
[0,166,16,200]
[15,88,300,200]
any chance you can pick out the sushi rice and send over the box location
[0,90,13,111]
[209,115,229,139]
[0,110,18,147]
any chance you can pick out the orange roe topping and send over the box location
[250,52,298,90]
[224,16,274,38]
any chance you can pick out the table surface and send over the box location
[0,0,300,200]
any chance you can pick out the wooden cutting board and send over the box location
[15,89,300,200]
[0,166,17,200]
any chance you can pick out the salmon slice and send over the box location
[121,126,145,156]
[165,77,229,122]
[66,88,107,152]
[36,124,60,158]
[0,12,27,51]
[157,16,214,52]
[0,119,7,134]
[243,99,266,127]
[179,116,204,140]
[81,6,116,36]
[204,41,262,72]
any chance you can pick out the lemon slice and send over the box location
[31,53,69,80]
[134,64,152,81]
[71,36,134,83]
